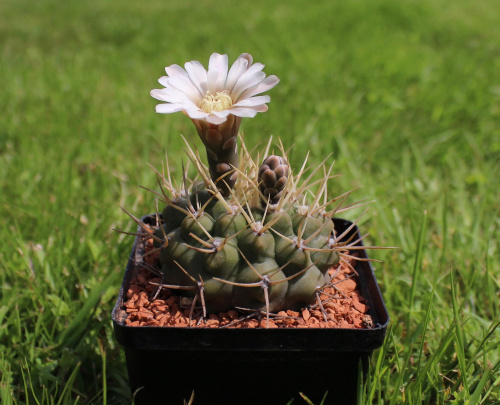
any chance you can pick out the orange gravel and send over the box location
[124,239,374,329]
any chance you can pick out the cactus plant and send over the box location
[120,52,385,326]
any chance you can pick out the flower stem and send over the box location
[191,115,241,197]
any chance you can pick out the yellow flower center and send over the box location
[199,90,233,113]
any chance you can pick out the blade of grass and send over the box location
[450,270,470,397]
[56,362,81,405]
[99,339,107,405]
[407,210,428,330]
[57,271,119,349]
[0,356,14,405]
[468,363,492,405]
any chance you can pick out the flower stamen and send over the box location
[199,90,233,113]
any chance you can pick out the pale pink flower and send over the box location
[150,53,279,125]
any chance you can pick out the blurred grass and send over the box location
[1,0,499,403]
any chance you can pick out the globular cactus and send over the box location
[129,137,371,320]
[121,53,381,325]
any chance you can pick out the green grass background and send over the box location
[1,0,499,403]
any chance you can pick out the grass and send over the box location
[1,0,499,403]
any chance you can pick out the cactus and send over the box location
[122,136,376,323]
[120,52,385,326]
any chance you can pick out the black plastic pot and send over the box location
[112,216,389,405]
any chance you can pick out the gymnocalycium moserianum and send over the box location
[121,53,386,326]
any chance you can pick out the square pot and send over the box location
[112,216,389,405]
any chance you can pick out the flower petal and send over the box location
[206,68,220,94]
[232,72,266,102]
[180,99,204,112]
[152,88,204,113]
[167,75,203,102]
[185,61,208,94]
[205,114,228,125]
[158,76,170,87]
[211,110,231,118]
[247,104,269,113]
[155,103,184,114]
[238,75,280,100]
[225,53,252,93]
[164,64,188,79]
[230,64,266,101]
[208,53,229,92]
[228,107,259,118]
[184,109,210,119]
[233,95,270,107]
[151,88,189,103]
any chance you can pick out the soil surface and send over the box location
[123,239,374,329]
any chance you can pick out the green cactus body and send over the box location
[265,211,294,236]
[319,216,335,238]
[214,212,247,237]
[197,269,237,313]
[189,188,216,212]
[204,239,240,278]
[291,211,323,239]
[161,262,195,290]
[180,213,215,242]
[140,147,359,320]
[209,200,231,221]
[160,229,198,269]
[161,198,190,232]
[238,228,275,263]
[274,236,308,276]
[309,236,340,274]
[233,260,288,312]
[152,224,168,248]
[283,264,324,310]
[250,207,264,223]
[153,185,345,316]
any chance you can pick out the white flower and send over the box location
[150,53,279,125]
